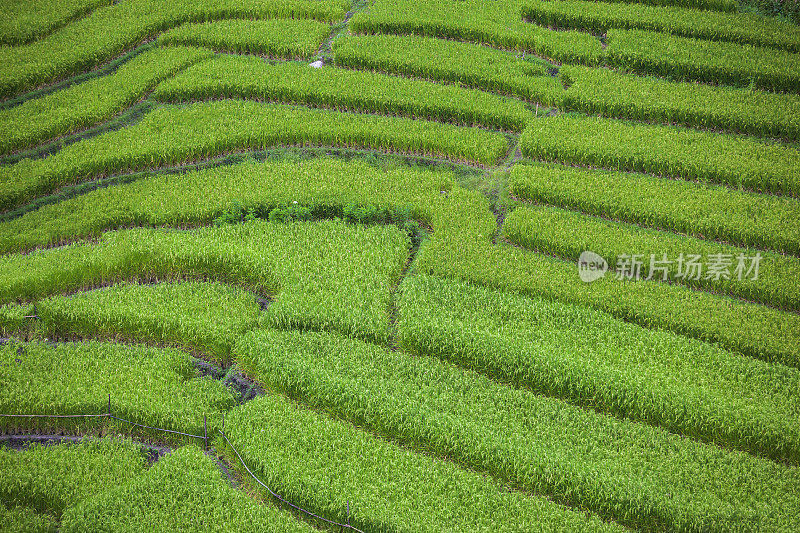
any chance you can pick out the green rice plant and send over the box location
[37,281,262,364]
[580,0,737,10]
[0,46,213,155]
[0,505,57,533]
[349,0,603,64]
[218,392,622,533]
[522,0,800,52]
[60,445,315,532]
[518,114,800,196]
[333,33,564,106]
[0,0,112,46]
[0,220,410,343]
[508,162,800,256]
[418,235,800,368]
[152,54,534,131]
[0,157,446,254]
[0,340,235,440]
[0,100,508,211]
[0,303,32,337]
[502,204,800,311]
[156,19,330,58]
[0,438,147,517]
[398,274,800,464]
[558,65,800,140]
[236,328,800,530]
[604,28,800,92]
[0,0,349,98]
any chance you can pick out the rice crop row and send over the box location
[0,0,112,46]
[583,0,736,11]
[0,339,235,440]
[156,18,331,58]
[348,0,603,64]
[60,445,316,532]
[0,504,57,533]
[558,65,800,140]
[0,438,146,517]
[0,220,409,343]
[605,28,800,93]
[0,45,213,155]
[0,157,443,254]
[219,392,621,533]
[397,274,800,464]
[332,33,563,106]
[508,162,800,256]
[518,114,800,196]
[152,54,534,131]
[0,0,349,98]
[37,281,262,364]
[502,203,800,311]
[521,0,800,52]
[234,327,800,531]
[0,100,508,211]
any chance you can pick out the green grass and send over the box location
[558,65,800,140]
[519,114,800,196]
[349,0,603,64]
[157,19,331,58]
[38,281,262,364]
[235,328,800,531]
[605,28,800,92]
[0,100,508,211]
[152,54,534,131]
[0,45,213,155]
[0,0,112,46]
[0,0,349,98]
[60,445,315,533]
[398,274,800,464]
[522,0,800,52]
[0,220,410,343]
[0,340,235,441]
[333,33,563,106]
[582,0,736,10]
[219,392,622,533]
[502,203,800,311]
[508,162,800,255]
[0,438,147,517]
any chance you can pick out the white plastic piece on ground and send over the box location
[309,60,324,69]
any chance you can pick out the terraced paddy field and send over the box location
[1,0,799,531]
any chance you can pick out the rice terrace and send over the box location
[1,0,799,530]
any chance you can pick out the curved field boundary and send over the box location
[519,114,800,197]
[0,219,410,344]
[502,203,800,312]
[605,29,800,93]
[349,0,604,64]
[0,46,214,156]
[521,0,800,53]
[156,19,331,59]
[507,162,800,257]
[0,0,113,46]
[221,393,621,533]
[0,0,349,99]
[235,328,800,530]
[2,155,797,368]
[332,33,563,106]
[0,340,235,443]
[0,100,508,212]
[557,64,800,141]
[152,54,534,131]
